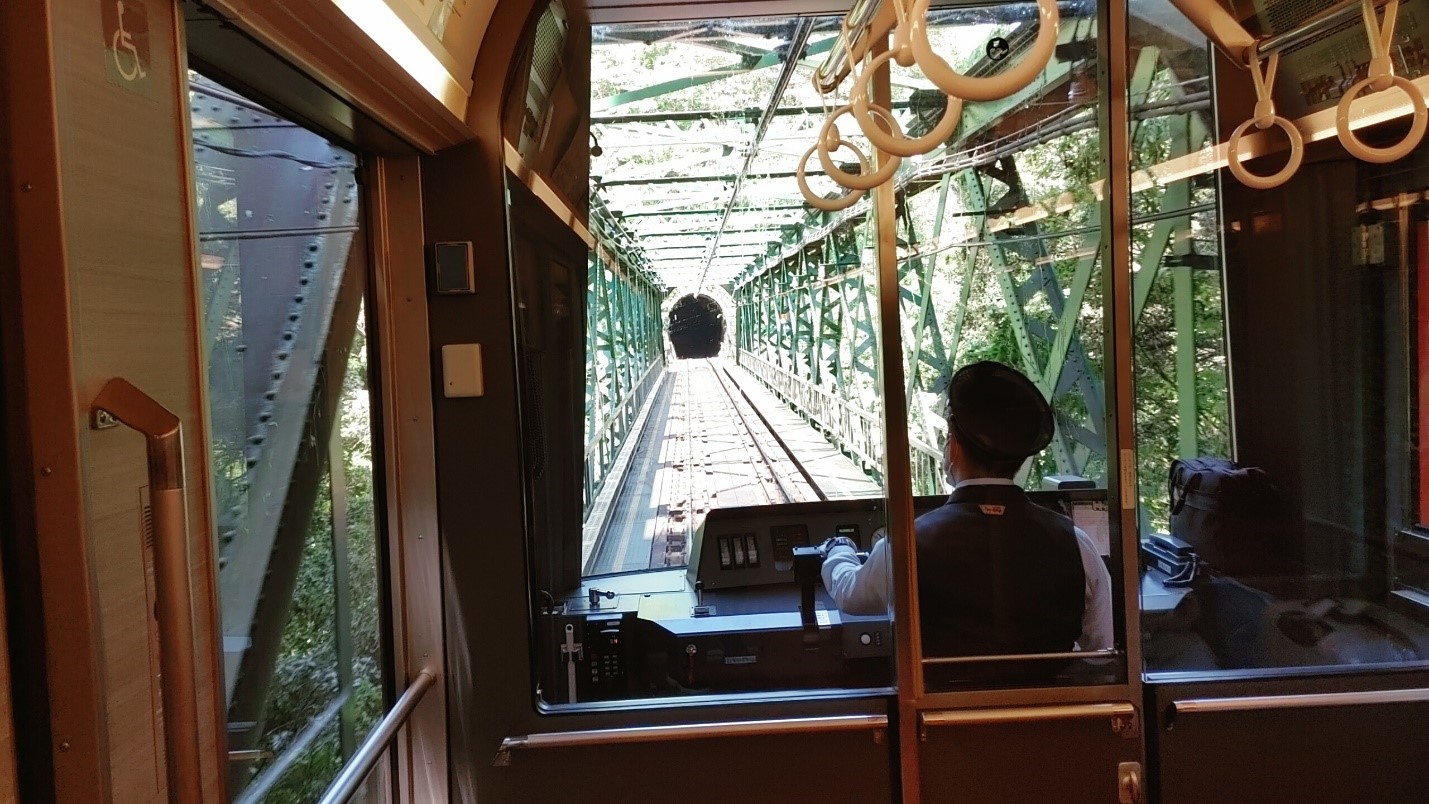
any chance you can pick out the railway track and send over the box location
[587,359,827,574]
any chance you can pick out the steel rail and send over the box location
[317,670,437,804]
[714,362,829,503]
[707,361,805,506]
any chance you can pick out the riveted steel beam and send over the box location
[596,35,836,110]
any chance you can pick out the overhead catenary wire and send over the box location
[695,18,817,295]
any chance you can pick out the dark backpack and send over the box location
[1168,457,1293,577]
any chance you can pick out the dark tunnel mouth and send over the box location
[667,294,726,359]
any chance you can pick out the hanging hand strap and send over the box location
[1227,49,1303,189]
[1335,0,1426,163]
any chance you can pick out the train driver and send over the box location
[820,361,1113,658]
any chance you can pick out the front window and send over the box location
[523,0,1133,709]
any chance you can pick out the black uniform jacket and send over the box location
[915,483,1087,659]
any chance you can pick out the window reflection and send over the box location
[189,72,388,799]
[1134,0,1429,676]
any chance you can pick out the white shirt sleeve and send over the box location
[821,538,892,616]
[1074,526,1114,651]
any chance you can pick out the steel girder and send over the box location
[195,80,367,711]
[734,215,885,478]
[595,35,838,111]
[896,177,957,493]
[1123,47,1223,466]
[952,163,1105,478]
[584,239,666,513]
[724,37,1207,493]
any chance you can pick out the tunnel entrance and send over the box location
[668,294,725,359]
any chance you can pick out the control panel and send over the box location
[544,490,1109,704]
[545,610,635,704]
[690,491,1108,590]
[690,498,885,590]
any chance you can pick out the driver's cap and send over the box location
[947,361,1054,461]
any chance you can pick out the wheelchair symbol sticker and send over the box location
[102,0,153,97]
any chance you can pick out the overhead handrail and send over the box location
[91,378,203,803]
[1257,0,1390,58]
[850,47,962,157]
[1168,0,1419,170]
[1226,50,1303,189]
[317,669,437,804]
[814,0,892,93]
[798,141,868,211]
[794,99,868,214]
[1336,0,1426,163]
[800,0,1061,208]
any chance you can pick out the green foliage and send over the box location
[895,62,1230,514]
[246,317,388,800]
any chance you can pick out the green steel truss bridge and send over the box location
[579,4,1225,564]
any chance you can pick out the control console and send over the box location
[542,489,1110,704]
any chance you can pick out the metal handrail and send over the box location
[921,701,1135,728]
[318,670,437,804]
[922,648,1119,665]
[1171,687,1429,716]
[235,691,350,804]
[814,0,890,93]
[1167,0,1391,66]
[1256,0,1390,59]
[91,379,203,803]
[496,714,888,761]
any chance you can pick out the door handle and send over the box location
[92,378,203,803]
[1118,761,1142,804]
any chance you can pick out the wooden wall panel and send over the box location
[0,546,18,804]
[201,0,474,152]
[48,0,225,800]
